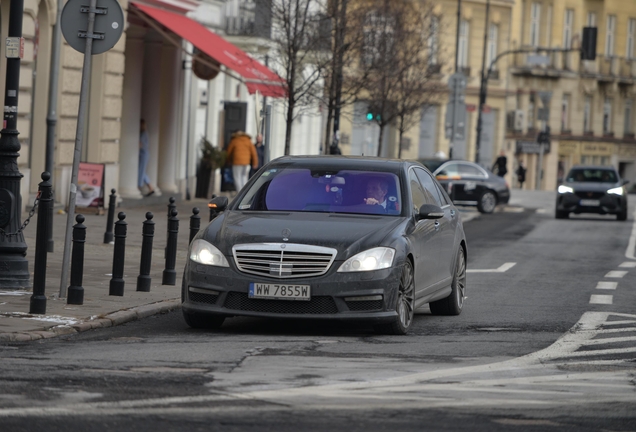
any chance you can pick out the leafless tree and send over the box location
[346,0,444,157]
[270,0,332,155]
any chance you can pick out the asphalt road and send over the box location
[1,206,635,431]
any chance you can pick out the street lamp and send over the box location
[0,0,30,289]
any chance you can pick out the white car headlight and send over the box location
[190,239,229,267]
[607,186,624,196]
[558,185,574,194]
[337,247,395,272]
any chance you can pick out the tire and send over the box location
[555,209,569,219]
[183,311,225,329]
[617,208,628,221]
[430,247,466,316]
[477,190,497,214]
[375,260,415,335]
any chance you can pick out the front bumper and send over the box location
[182,260,403,323]
[556,192,626,215]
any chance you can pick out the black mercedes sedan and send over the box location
[183,156,467,335]
[426,160,510,214]
[556,166,629,221]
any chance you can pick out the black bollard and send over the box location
[189,207,200,243]
[162,209,179,286]
[30,172,53,314]
[103,189,117,244]
[47,194,54,253]
[165,197,176,258]
[208,194,217,221]
[109,212,127,296]
[136,212,155,292]
[67,214,86,305]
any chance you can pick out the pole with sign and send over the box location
[535,91,552,190]
[445,73,466,159]
[58,0,124,298]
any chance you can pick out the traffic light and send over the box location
[366,110,381,122]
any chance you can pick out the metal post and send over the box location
[455,0,462,73]
[30,172,53,314]
[67,214,86,305]
[189,207,200,243]
[0,0,30,289]
[475,0,490,165]
[136,212,154,292]
[59,0,99,298]
[536,121,547,190]
[44,0,64,254]
[165,196,176,258]
[162,209,178,286]
[109,212,127,296]
[103,189,117,243]
[331,0,347,155]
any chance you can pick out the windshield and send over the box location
[237,168,402,216]
[566,168,618,183]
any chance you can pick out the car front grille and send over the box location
[233,243,337,279]
[575,191,605,199]
[345,300,383,312]
[223,292,338,314]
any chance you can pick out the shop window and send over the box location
[603,97,613,135]
[583,96,592,134]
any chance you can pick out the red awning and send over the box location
[131,2,286,98]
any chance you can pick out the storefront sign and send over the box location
[558,141,579,155]
[516,140,551,154]
[76,162,105,208]
[581,142,614,155]
[618,144,636,158]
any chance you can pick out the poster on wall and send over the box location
[76,162,105,208]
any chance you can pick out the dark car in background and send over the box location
[183,156,468,335]
[418,159,510,214]
[556,166,629,221]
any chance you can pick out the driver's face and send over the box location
[366,180,387,202]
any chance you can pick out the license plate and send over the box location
[580,199,600,206]
[249,283,311,301]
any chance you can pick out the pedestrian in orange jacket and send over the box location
[227,131,258,192]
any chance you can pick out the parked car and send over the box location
[555,166,629,221]
[418,159,510,214]
[183,156,468,335]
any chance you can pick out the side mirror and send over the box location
[208,196,229,221]
[418,204,444,220]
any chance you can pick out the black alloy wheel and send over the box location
[430,247,466,316]
[555,209,569,219]
[375,260,415,335]
[618,207,628,221]
[477,190,497,214]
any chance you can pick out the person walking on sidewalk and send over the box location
[492,150,508,178]
[227,130,258,192]
[138,119,155,196]
[516,161,527,189]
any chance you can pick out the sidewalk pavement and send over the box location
[0,190,535,343]
[0,194,214,342]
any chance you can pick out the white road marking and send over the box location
[619,261,636,268]
[580,335,636,345]
[596,281,618,290]
[504,207,524,213]
[626,210,636,259]
[590,294,613,304]
[599,320,636,326]
[604,270,627,278]
[535,208,547,214]
[467,262,516,273]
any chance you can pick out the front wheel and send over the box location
[375,261,415,335]
[555,209,569,219]
[183,311,225,329]
[430,247,466,316]
[617,208,628,221]
[477,190,497,214]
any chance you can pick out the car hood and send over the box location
[566,182,619,192]
[204,211,406,260]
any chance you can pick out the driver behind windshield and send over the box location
[364,178,389,209]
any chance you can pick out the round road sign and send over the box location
[61,0,124,55]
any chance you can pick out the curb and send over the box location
[0,298,180,343]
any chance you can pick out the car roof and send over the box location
[569,165,617,171]
[269,155,413,173]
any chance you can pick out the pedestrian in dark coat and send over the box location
[492,150,508,177]
[516,161,527,189]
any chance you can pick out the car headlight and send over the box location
[337,247,395,272]
[558,185,574,194]
[189,239,229,267]
[607,186,624,196]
